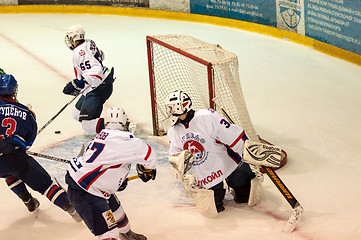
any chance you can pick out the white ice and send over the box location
[0,13,361,240]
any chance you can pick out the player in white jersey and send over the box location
[63,24,115,133]
[66,107,157,240]
[165,90,263,213]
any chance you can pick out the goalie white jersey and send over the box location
[167,109,249,189]
[72,39,110,95]
[67,129,157,199]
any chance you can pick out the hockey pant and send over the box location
[0,150,69,209]
[211,162,255,204]
[66,173,130,237]
[75,67,114,122]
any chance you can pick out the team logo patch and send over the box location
[183,140,206,165]
[79,50,85,56]
[102,210,117,229]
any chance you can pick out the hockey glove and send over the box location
[136,164,156,182]
[117,178,128,191]
[63,78,85,96]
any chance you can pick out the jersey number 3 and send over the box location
[0,118,17,140]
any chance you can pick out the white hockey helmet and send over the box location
[164,90,192,126]
[105,107,129,131]
[65,24,85,49]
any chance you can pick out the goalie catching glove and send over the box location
[168,150,194,181]
[136,164,156,182]
[243,140,282,168]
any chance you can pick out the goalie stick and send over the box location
[213,98,303,232]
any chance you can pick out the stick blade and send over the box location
[283,204,304,232]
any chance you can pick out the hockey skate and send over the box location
[24,196,40,212]
[119,230,147,240]
[18,191,40,212]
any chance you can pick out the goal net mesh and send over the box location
[147,34,258,140]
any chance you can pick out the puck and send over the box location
[55,131,61,134]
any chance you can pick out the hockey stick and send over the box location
[27,150,139,181]
[27,150,70,163]
[213,98,303,232]
[37,93,80,135]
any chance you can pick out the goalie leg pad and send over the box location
[183,175,218,217]
[243,140,282,168]
[248,165,264,206]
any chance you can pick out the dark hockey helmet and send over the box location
[0,74,18,97]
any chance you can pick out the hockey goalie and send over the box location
[165,90,282,217]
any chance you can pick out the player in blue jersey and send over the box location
[0,68,39,212]
[63,24,115,134]
[0,74,81,221]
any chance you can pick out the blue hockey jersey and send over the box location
[0,98,37,152]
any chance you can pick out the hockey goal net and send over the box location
[147,34,259,139]
[146,34,287,169]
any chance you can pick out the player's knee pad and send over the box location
[81,118,105,133]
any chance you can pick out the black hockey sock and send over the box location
[233,182,251,203]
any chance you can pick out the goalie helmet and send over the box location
[65,24,85,50]
[0,74,18,98]
[105,107,129,131]
[164,90,192,126]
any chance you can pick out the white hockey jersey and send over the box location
[167,109,249,189]
[67,129,157,199]
[72,39,110,95]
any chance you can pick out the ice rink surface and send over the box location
[0,13,361,240]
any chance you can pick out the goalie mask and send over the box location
[0,74,18,99]
[65,24,85,50]
[164,90,192,126]
[105,107,129,131]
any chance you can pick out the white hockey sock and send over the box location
[113,206,131,234]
